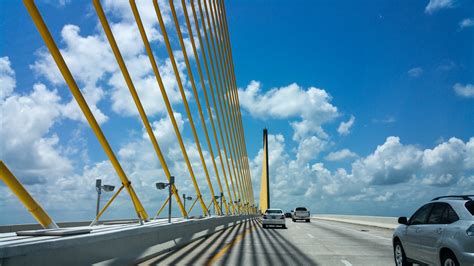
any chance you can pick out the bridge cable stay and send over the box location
[218,0,255,206]
[191,0,241,210]
[207,0,253,212]
[180,0,236,215]
[210,0,252,209]
[130,0,209,216]
[208,0,253,212]
[93,0,189,219]
[219,0,255,208]
[23,0,149,223]
[168,0,226,215]
[153,0,219,216]
[200,0,247,211]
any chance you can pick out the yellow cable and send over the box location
[96,0,187,218]
[24,0,148,221]
[168,0,223,215]
[153,0,211,216]
[192,0,240,212]
[202,0,247,206]
[180,0,235,215]
[131,0,208,216]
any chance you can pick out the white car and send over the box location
[262,209,286,228]
[292,207,310,222]
[393,195,474,266]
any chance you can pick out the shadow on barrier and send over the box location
[143,220,244,265]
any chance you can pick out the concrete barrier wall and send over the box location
[0,215,255,265]
[0,219,140,233]
[313,214,399,229]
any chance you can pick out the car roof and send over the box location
[266,208,283,211]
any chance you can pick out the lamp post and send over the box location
[95,179,115,217]
[214,192,223,215]
[182,193,192,218]
[156,176,174,223]
[234,199,241,214]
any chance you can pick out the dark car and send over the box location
[284,212,292,218]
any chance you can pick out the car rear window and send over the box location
[266,209,282,214]
[295,207,307,211]
[465,201,474,215]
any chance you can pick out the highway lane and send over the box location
[138,217,395,265]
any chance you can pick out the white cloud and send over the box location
[325,149,358,161]
[352,136,423,185]
[407,67,423,77]
[459,18,474,29]
[296,136,328,164]
[0,57,15,100]
[453,83,474,98]
[337,115,355,136]
[251,133,474,216]
[1,83,73,184]
[425,0,455,14]
[239,81,339,140]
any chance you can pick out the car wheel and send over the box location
[393,240,412,266]
[441,251,459,266]
[262,224,266,229]
[282,225,286,229]
[292,219,295,222]
[306,219,310,222]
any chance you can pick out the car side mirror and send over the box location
[398,217,408,225]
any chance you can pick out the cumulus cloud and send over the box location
[337,115,355,136]
[0,57,15,100]
[352,137,423,185]
[425,0,455,14]
[1,82,73,184]
[239,81,339,141]
[459,18,474,29]
[251,134,474,215]
[407,67,423,77]
[453,83,474,98]
[325,149,358,161]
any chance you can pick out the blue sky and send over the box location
[0,0,473,225]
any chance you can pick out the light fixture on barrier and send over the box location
[96,179,115,217]
[156,176,175,223]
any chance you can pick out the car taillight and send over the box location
[467,224,474,236]
[263,215,267,219]
[280,215,285,219]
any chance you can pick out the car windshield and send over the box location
[465,201,474,215]
[266,209,282,214]
[295,207,307,211]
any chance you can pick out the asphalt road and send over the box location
[138,217,395,266]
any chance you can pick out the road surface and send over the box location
[138,217,395,265]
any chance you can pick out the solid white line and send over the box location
[341,259,352,266]
[317,220,392,241]
[306,233,315,239]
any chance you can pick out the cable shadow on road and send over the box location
[261,220,318,265]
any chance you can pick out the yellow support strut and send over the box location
[23,0,148,221]
[0,161,59,229]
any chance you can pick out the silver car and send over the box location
[393,195,474,266]
[262,208,286,228]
